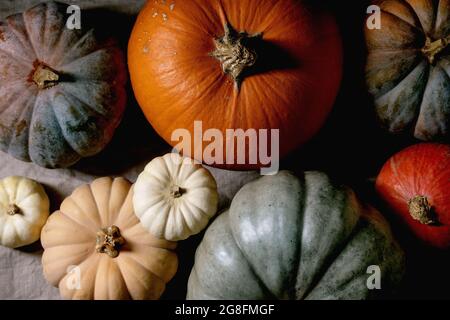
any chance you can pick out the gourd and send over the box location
[366,0,450,140]
[128,0,342,169]
[187,171,405,300]
[133,153,219,241]
[376,143,450,248]
[41,177,178,300]
[0,1,127,168]
[0,176,49,248]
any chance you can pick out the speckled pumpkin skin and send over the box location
[0,2,127,168]
[366,0,450,141]
[187,171,405,300]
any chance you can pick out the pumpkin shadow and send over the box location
[241,37,301,80]
[70,9,171,177]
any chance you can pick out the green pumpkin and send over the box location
[187,171,405,300]
[0,2,126,168]
[365,0,450,140]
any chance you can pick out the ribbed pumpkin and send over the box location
[366,0,450,140]
[376,143,450,248]
[133,153,219,242]
[41,177,178,300]
[0,176,49,248]
[0,2,127,168]
[128,0,342,169]
[188,171,405,300]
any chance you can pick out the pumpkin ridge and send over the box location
[2,89,35,158]
[21,11,41,61]
[57,48,118,75]
[382,8,424,35]
[225,197,281,298]
[430,0,440,35]
[227,218,277,299]
[123,249,170,283]
[116,253,166,299]
[33,90,81,160]
[49,89,105,156]
[376,61,429,122]
[178,201,201,234]
[367,52,423,99]
[113,258,135,299]
[0,82,34,118]
[414,63,436,133]
[87,182,109,228]
[398,0,432,33]
[59,205,97,236]
[58,81,112,116]
[16,189,41,210]
[56,29,96,66]
[92,178,114,228]
[0,47,30,67]
[10,91,35,159]
[302,217,367,299]
[294,173,353,299]
[178,164,201,186]
[5,15,36,63]
[106,178,126,226]
[374,59,427,98]
[59,254,99,299]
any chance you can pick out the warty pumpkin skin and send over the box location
[0,2,127,168]
[187,171,405,300]
[376,143,450,248]
[41,177,178,300]
[128,0,342,169]
[366,0,450,141]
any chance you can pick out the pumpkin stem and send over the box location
[422,36,449,64]
[170,185,183,198]
[32,63,60,90]
[96,225,125,258]
[408,196,437,225]
[211,23,262,90]
[7,204,21,216]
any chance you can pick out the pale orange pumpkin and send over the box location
[41,177,178,300]
[128,0,342,169]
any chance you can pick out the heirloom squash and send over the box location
[128,0,342,169]
[376,143,450,248]
[41,177,178,300]
[133,153,219,241]
[0,176,49,248]
[0,2,127,168]
[366,0,450,140]
[187,171,405,300]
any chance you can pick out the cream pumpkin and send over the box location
[41,177,178,300]
[0,176,49,248]
[133,153,219,241]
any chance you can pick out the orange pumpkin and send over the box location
[128,0,342,169]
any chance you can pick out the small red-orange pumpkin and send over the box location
[376,143,450,248]
[128,0,342,169]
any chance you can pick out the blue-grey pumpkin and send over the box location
[187,171,405,300]
[366,0,450,141]
[0,2,127,168]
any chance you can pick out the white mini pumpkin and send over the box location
[0,176,49,248]
[133,153,219,241]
